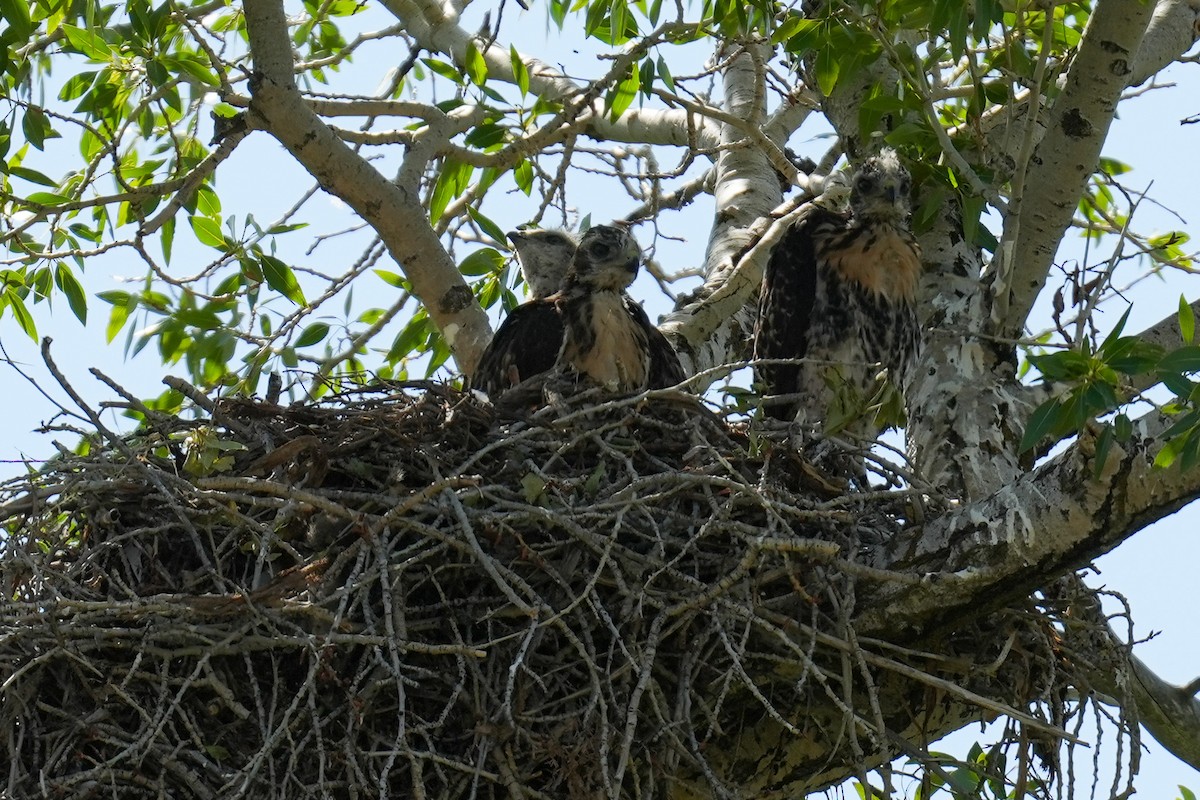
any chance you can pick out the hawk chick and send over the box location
[753,148,922,438]
[507,228,577,299]
[558,225,685,393]
[468,229,576,398]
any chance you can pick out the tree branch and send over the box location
[1063,577,1200,772]
[861,408,1200,637]
[1131,0,1200,86]
[992,0,1156,340]
[379,0,721,150]
[660,42,783,376]
[242,0,492,375]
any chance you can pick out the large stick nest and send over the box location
[1,384,1089,798]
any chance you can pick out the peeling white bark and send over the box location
[905,209,1035,500]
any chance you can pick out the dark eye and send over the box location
[589,242,612,259]
[899,177,911,193]
[856,175,875,192]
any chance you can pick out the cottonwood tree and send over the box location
[2,0,1200,797]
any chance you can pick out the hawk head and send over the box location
[849,148,912,223]
[568,224,641,292]
[507,228,578,299]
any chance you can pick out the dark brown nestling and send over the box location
[468,229,577,399]
[753,148,922,434]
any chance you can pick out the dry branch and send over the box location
[0,378,1136,799]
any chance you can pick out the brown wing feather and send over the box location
[753,205,847,420]
[469,299,563,398]
[622,295,686,389]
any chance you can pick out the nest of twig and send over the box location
[0,383,1092,798]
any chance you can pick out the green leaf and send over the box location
[429,159,474,222]
[54,263,88,324]
[1019,397,1064,454]
[295,322,330,347]
[464,121,506,150]
[1099,306,1132,352]
[0,0,33,38]
[421,57,463,84]
[1114,413,1133,442]
[387,311,430,361]
[1154,437,1183,469]
[606,63,639,121]
[1159,346,1200,375]
[373,269,410,290]
[1180,296,1195,344]
[1092,422,1114,480]
[520,472,546,503]
[513,159,534,195]
[815,42,841,96]
[1029,349,1091,382]
[61,24,112,60]
[259,255,307,306]
[26,191,72,206]
[189,215,225,248]
[161,216,175,264]
[58,71,97,102]
[3,288,38,341]
[467,207,508,245]
[459,248,504,276]
[8,165,57,187]
[21,107,58,151]
[655,55,674,93]
[510,45,529,96]
[1101,337,1163,375]
[464,41,488,86]
[1180,432,1200,473]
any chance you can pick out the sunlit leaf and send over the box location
[421,57,463,84]
[61,24,112,60]
[514,159,534,195]
[459,248,505,276]
[295,322,331,347]
[3,288,38,341]
[464,42,488,86]
[606,63,639,120]
[510,45,530,96]
[1179,296,1195,344]
[467,207,508,245]
[259,255,307,306]
[0,0,33,39]
[54,263,88,324]
[189,215,225,248]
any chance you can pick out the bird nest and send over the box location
[0,382,1090,799]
